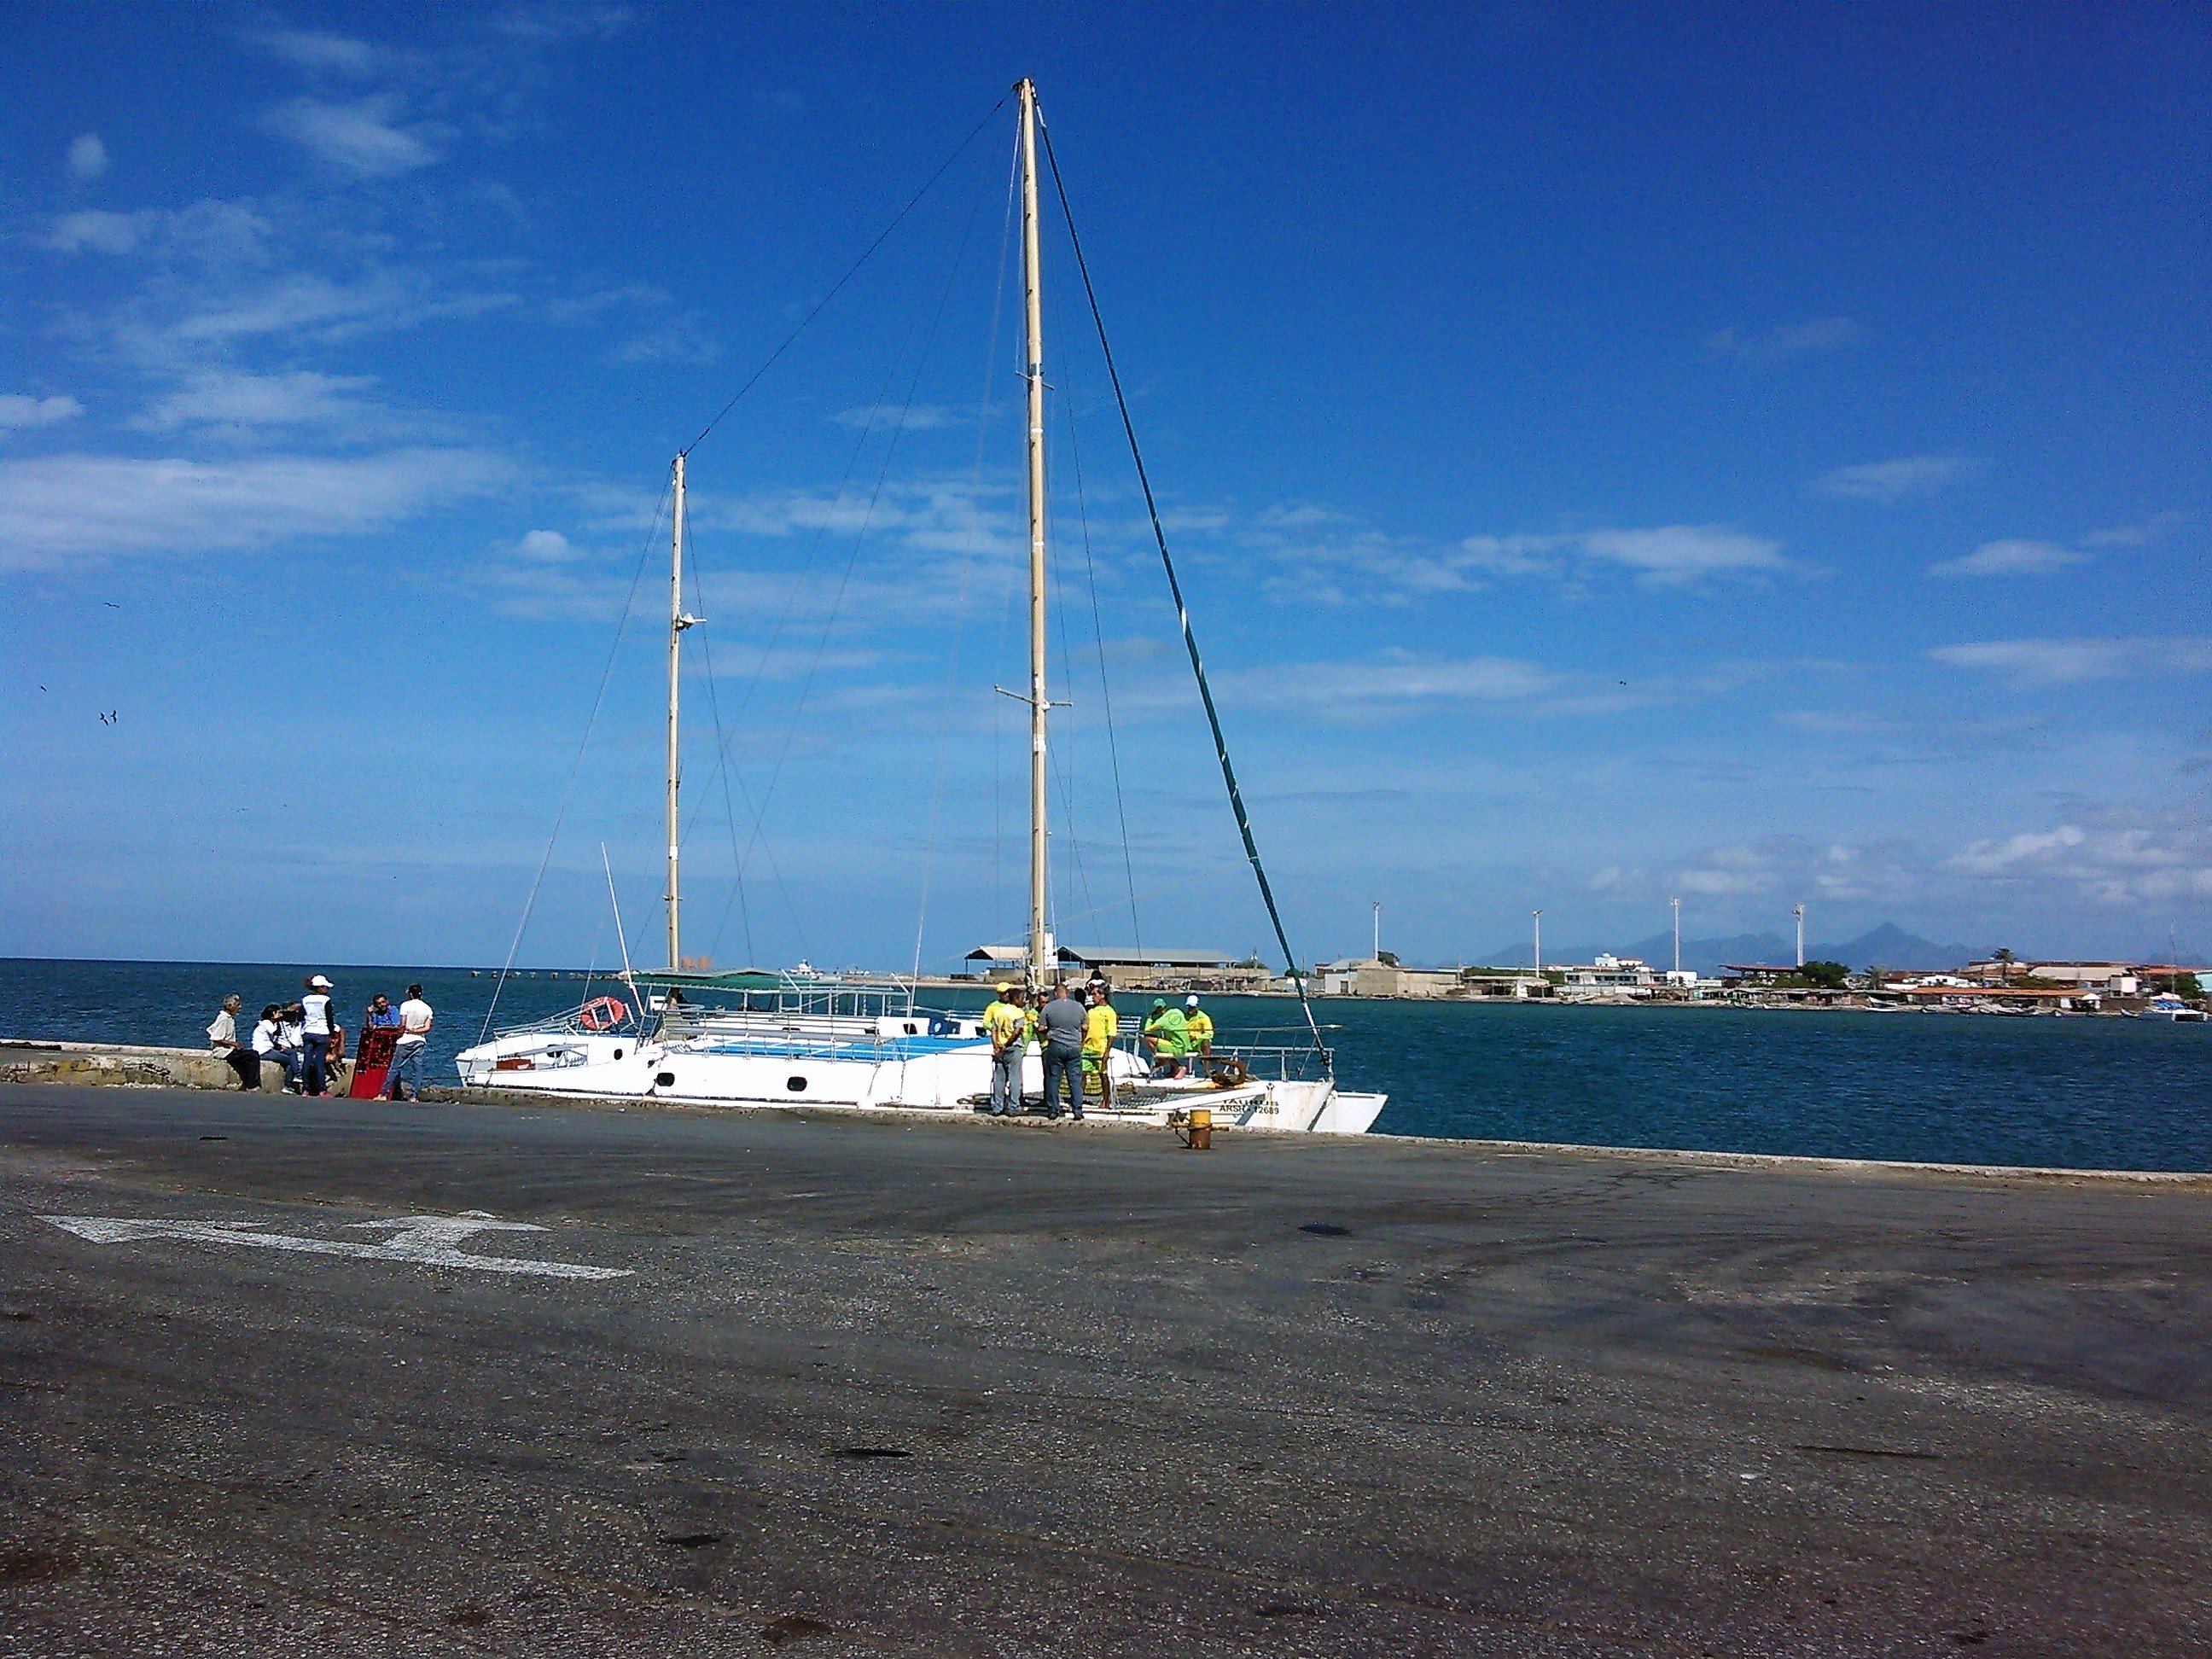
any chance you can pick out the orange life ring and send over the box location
[578,995,630,1032]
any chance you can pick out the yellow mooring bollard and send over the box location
[1183,1106,1213,1150]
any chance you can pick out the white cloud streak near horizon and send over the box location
[1931,635,2212,686]
[0,448,509,568]
[263,95,445,177]
[1812,454,1970,501]
[1703,317,1860,362]
[0,395,85,429]
[1927,538,2088,578]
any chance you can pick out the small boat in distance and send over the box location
[457,81,1386,1135]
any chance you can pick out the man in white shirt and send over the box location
[207,993,259,1089]
[387,985,434,1102]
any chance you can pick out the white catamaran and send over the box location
[457,83,1385,1135]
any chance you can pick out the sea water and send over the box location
[3,958,2205,1173]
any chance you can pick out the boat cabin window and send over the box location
[786,1075,807,1091]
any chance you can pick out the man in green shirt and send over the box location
[1142,997,1189,1078]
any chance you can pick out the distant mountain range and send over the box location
[1472,921,1977,978]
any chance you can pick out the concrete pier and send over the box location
[4,1080,2209,1655]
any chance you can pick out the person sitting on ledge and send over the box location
[207,993,259,1090]
[250,1004,300,1092]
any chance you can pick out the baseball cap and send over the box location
[1185,995,1200,1008]
[309,975,332,988]
[994,982,1011,994]
[1151,998,1167,1010]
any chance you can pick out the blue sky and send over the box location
[3,2,2207,971]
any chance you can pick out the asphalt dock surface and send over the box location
[4,1084,2209,1656]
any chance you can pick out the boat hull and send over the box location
[455,1030,1386,1133]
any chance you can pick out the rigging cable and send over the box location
[1056,301,1144,952]
[706,134,992,957]
[911,124,1022,984]
[479,480,672,1045]
[683,545,756,967]
[1038,113,1331,1065]
[684,93,1010,458]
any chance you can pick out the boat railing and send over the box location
[628,969,923,1025]
[1115,1037,1332,1084]
[487,998,642,1041]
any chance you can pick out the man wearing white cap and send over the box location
[299,975,338,1097]
[1183,994,1214,1067]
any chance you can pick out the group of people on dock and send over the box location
[204,976,434,1100]
[979,980,1216,1120]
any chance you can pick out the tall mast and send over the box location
[667,452,692,971]
[1018,79,1051,987]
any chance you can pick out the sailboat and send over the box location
[455,83,1385,1135]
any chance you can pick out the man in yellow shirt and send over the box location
[1182,995,1214,1066]
[981,983,1029,1117]
[1082,984,1118,1109]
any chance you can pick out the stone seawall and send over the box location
[0,1039,297,1092]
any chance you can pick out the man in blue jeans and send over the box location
[386,984,434,1101]
[1037,981,1087,1121]
[982,984,1028,1117]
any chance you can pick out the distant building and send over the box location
[1313,958,1478,998]
[959,944,1030,979]
[1559,952,1658,994]
[958,943,1268,989]
[1720,963,1803,986]
[2026,962,2140,994]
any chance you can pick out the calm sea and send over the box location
[3,958,2206,1173]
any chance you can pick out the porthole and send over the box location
[786,1075,807,1091]
[903,1022,918,1035]
[613,1047,624,1059]
[655,1071,676,1088]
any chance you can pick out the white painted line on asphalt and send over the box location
[40,1214,635,1280]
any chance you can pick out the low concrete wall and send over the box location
[0,1039,334,1094]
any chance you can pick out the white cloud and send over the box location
[67,133,108,180]
[1576,526,1788,585]
[1703,317,1860,363]
[1671,837,1924,905]
[608,314,721,364]
[134,370,383,434]
[1927,538,2087,579]
[159,271,517,348]
[1282,655,1557,704]
[515,529,576,561]
[0,395,84,430]
[47,200,271,264]
[832,404,958,431]
[2081,512,2192,548]
[1930,636,2212,686]
[48,209,143,255]
[0,448,509,568]
[1812,455,1970,502]
[248,27,386,76]
[263,95,444,177]
[492,3,636,41]
[1260,518,1793,603]
[1949,818,2212,906]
